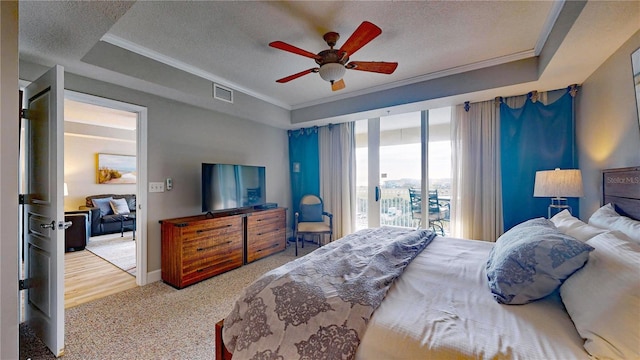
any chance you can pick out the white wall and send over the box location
[0,1,19,357]
[14,69,292,274]
[64,122,136,211]
[577,30,640,219]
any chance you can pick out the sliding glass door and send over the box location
[355,108,451,233]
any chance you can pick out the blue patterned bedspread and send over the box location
[223,226,436,360]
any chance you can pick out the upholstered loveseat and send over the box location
[81,194,136,237]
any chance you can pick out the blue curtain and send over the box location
[289,127,319,217]
[500,89,577,231]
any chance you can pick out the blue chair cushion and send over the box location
[300,203,323,222]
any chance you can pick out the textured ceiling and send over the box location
[18,1,640,128]
[104,1,552,108]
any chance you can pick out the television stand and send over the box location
[159,207,286,289]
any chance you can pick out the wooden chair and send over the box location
[294,194,333,256]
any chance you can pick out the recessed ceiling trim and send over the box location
[101,34,291,110]
[292,49,536,110]
[534,0,565,55]
[64,132,136,143]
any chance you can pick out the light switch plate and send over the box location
[149,182,165,192]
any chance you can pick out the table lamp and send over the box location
[533,168,584,218]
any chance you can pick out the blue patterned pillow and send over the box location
[92,197,114,217]
[486,218,594,305]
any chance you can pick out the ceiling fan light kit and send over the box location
[319,63,346,83]
[269,21,398,91]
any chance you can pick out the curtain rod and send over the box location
[287,126,318,137]
[464,84,579,112]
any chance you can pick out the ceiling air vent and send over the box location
[213,83,233,103]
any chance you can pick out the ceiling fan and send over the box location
[269,21,398,91]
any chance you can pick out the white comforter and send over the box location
[357,236,590,359]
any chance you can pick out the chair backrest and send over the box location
[408,188,421,219]
[299,194,324,222]
[428,190,440,214]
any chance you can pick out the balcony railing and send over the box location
[356,187,450,235]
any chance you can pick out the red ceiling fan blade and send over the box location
[331,79,345,91]
[347,61,398,74]
[339,21,382,57]
[276,68,318,83]
[269,41,321,60]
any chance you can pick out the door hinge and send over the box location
[19,194,33,205]
[19,279,30,291]
[20,109,29,119]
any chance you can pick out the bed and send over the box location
[215,166,640,360]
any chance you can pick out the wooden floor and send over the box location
[64,250,137,309]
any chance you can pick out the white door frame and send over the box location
[365,112,430,228]
[367,117,381,228]
[65,90,148,286]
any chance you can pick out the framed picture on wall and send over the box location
[97,153,136,184]
[632,46,640,131]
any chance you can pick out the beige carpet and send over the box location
[21,242,317,360]
[85,233,136,276]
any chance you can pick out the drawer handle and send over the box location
[197,240,232,252]
[197,224,232,233]
[255,216,281,222]
[257,243,280,253]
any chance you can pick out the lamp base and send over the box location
[548,197,571,219]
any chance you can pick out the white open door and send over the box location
[23,65,65,356]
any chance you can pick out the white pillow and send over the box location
[109,198,130,215]
[588,203,640,244]
[560,231,640,359]
[550,209,608,242]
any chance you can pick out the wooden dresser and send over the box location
[161,207,286,289]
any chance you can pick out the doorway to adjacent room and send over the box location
[62,92,148,306]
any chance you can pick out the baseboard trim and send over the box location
[146,269,162,284]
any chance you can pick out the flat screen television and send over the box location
[201,163,266,213]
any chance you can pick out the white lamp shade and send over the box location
[534,168,584,198]
[64,183,68,196]
[319,63,346,82]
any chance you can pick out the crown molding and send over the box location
[535,0,565,55]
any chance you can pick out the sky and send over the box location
[355,107,452,186]
[356,141,451,186]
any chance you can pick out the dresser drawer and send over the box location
[180,216,243,242]
[247,227,286,263]
[182,233,242,262]
[182,251,243,286]
[247,209,285,229]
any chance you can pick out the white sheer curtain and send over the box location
[451,100,503,241]
[319,122,356,240]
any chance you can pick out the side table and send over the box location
[64,210,90,252]
[120,213,136,240]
